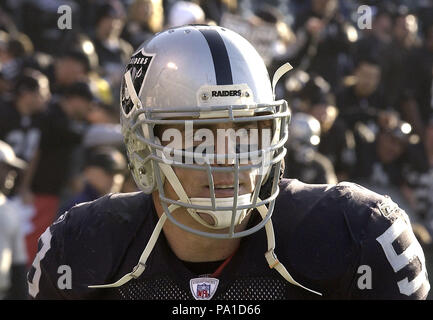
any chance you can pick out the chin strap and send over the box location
[256,200,322,296]
[88,205,175,289]
[272,63,293,99]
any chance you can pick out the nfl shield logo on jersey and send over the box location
[190,277,219,300]
[197,284,211,298]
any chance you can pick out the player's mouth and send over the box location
[205,183,246,197]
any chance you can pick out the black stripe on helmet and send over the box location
[198,28,233,85]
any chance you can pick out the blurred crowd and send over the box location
[0,0,432,299]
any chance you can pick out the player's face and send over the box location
[156,119,273,200]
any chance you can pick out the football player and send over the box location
[28,25,430,300]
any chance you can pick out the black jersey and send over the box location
[27,179,430,300]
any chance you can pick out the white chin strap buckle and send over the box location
[188,193,252,229]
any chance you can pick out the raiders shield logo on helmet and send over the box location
[121,48,154,114]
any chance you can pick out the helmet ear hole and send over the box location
[128,146,157,194]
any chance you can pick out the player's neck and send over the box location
[164,222,241,262]
[151,191,243,262]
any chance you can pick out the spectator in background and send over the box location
[217,2,296,78]
[0,140,28,300]
[87,101,118,124]
[57,146,127,217]
[250,4,296,74]
[24,81,95,263]
[352,117,425,217]
[0,69,50,163]
[122,0,165,50]
[91,0,133,96]
[20,0,81,56]
[167,1,206,27]
[404,117,433,232]
[24,79,124,263]
[283,112,337,185]
[416,0,433,34]
[288,0,355,89]
[46,41,118,124]
[381,7,421,111]
[379,8,425,139]
[87,77,117,124]
[0,69,50,272]
[427,118,433,169]
[199,0,238,25]
[48,50,91,96]
[352,3,424,139]
[403,21,433,139]
[0,30,35,89]
[286,71,356,181]
[45,42,120,124]
[354,5,393,66]
[336,55,387,133]
[0,3,19,33]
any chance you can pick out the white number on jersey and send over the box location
[376,216,429,296]
[28,228,52,298]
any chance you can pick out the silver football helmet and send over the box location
[91,25,321,296]
[120,25,291,239]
